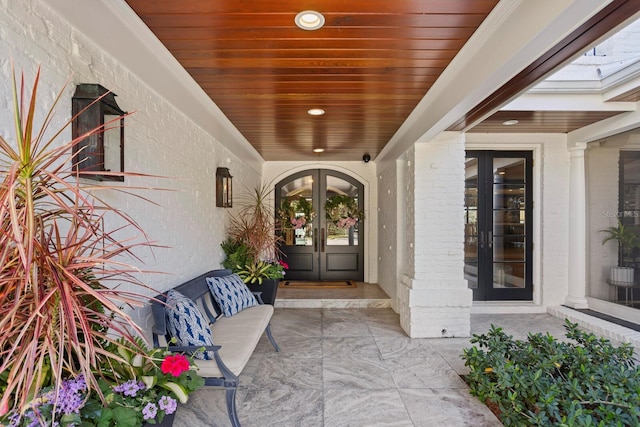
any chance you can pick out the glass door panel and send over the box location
[325,175,360,247]
[464,157,479,290]
[492,158,527,291]
[278,174,314,247]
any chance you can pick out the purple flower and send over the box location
[45,375,88,415]
[23,411,39,427]
[113,379,144,397]
[8,411,21,427]
[158,395,178,414]
[142,402,158,420]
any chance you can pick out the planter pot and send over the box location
[609,266,634,286]
[144,411,176,427]
[246,278,280,305]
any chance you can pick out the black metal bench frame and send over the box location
[151,269,280,427]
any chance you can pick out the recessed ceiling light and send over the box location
[502,119,519,126]
[313,148,325,153]
[295,11,325,30]
[307,108,325,116]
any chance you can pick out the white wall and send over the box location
[262,161,378,284]
[0,0,260,327]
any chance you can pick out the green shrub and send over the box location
[462,321,640,426]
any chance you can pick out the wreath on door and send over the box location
[324,195,364,229]
[279,195,316,229]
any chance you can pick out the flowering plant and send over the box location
[3,339,204,427]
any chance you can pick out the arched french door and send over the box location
[275,169,364,281]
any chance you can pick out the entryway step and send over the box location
[275,298,392,308]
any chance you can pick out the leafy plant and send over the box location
[80,339,203,427]
[601,220,640,265]
[220,238,252,271]
[236,260,288,284]
[0,66,162,416]
[462,320,640,426]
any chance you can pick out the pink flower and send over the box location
[278,260,289,269]
[161,354,191,377]
[337,217,357,229]
[291,217,306,229]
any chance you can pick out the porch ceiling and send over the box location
[122,0,640,162]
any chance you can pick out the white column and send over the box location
[398,132,472,338]
[565,142,589,308]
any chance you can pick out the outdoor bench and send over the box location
[150,269,280,427]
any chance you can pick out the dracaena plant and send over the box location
[224,183,283,268]
[0,65,162,417]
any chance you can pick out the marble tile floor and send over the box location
[174,309,574,427]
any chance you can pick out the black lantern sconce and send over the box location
[72,84,126,181]
[216,167,233,208]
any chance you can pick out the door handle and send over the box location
[479,231,485,249]
[488,231,493,249]
[314,228,318,252]
[321,228,325,252]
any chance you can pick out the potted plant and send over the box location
[0,67,201,424]
[222,184,285,304]
[600,219,639,286]
[4,338,204,426]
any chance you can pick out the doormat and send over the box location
[282,280,357,288]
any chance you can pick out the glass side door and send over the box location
[466,151,533,301]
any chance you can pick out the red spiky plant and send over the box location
[0,65,161,416]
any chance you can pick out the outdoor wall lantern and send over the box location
[216,167,233,208]
[72,84,126,181]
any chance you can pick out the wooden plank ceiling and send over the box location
[124,0,637,161]
[124,0,499,161]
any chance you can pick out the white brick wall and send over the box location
[399,132,472,337]
[540,137,571,306]
[1,0,259,329]
[376,160,400,310]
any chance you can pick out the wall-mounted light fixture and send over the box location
[72,84,126,181]
[216,167,233,208]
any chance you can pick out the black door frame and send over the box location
[466,150,533,301]
[275,169,365,281]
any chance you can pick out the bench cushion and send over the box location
[193,303,274,377]
[206,274,257,317]
[165,290,215,360]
